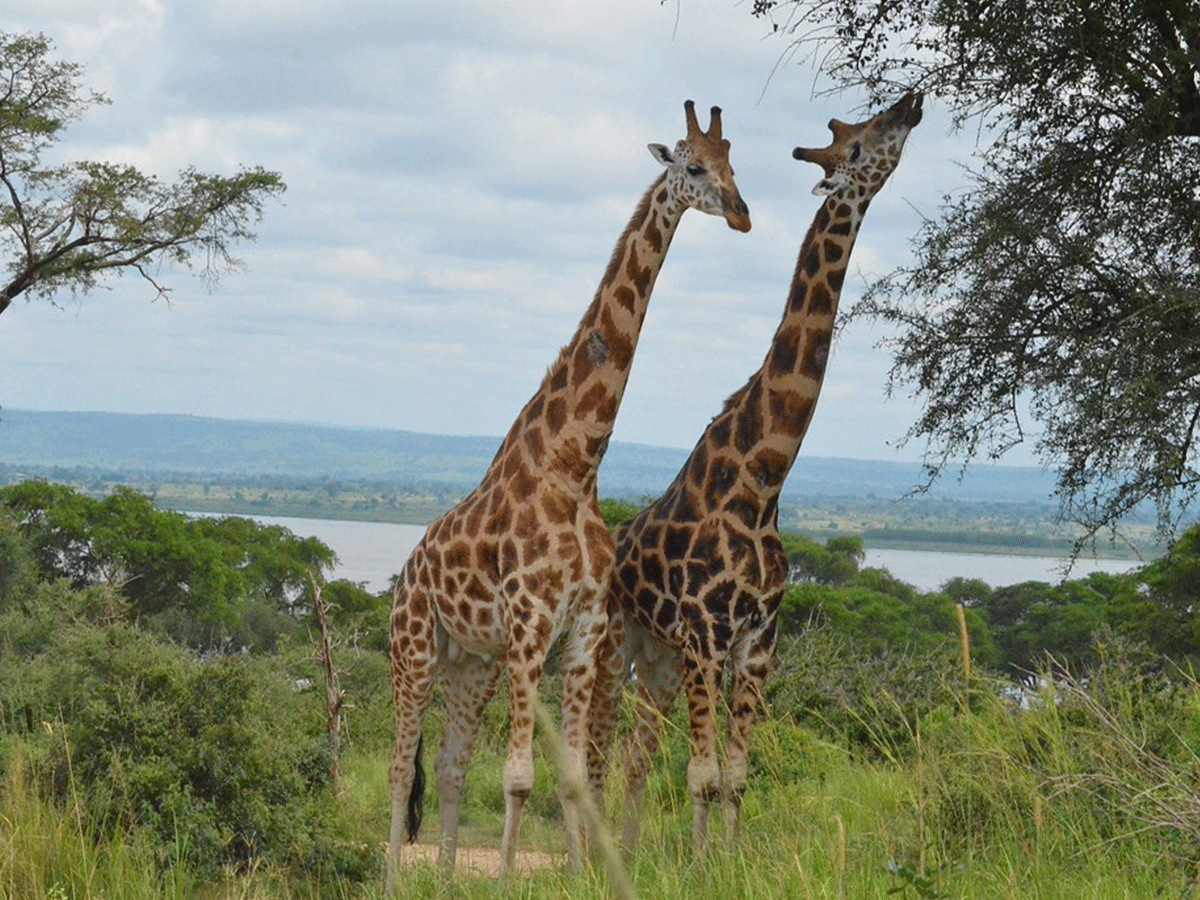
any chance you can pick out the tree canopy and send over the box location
[0,481,334,651]
[0,32,285,318]
[754,0,1200,547]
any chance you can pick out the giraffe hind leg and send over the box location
[621,623,683,851]
[386,581,437,893]
[386,670,434,889]
[435,647,503,870]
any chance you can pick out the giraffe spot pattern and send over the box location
[801,330,831,380]
[586,329,609,366]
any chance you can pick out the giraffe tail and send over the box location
[406,733,426,843]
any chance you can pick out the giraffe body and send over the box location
[587,92,923,852]
[385,101,750,889]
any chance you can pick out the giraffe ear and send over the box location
[648,143,674,167]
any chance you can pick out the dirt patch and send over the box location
[405,842,565,878]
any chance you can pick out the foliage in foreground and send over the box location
[3,481,1200,897]
[3,621,372,881]
[5,642,1200,899]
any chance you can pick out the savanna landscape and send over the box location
[3,0,1200,897]
[2,480,1199,899]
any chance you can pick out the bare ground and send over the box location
[404,842,565,878]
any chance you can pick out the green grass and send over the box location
[4,668,1197,900]
[0,748,205,900]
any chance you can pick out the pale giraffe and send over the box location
[587,92,923,851]
[385,101,751,888]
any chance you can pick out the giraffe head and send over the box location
[648,100,752,232]
[792,91,923,198]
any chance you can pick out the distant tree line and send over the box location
[778,529,1200,678]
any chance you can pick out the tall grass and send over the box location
[5,642,1198,899]
[0,742,204,900]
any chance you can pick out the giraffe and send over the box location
[385,100,751,888]
[587,91,923,852]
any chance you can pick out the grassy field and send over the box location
[3,659,1195,900]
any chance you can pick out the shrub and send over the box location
[8,623,371,879]
[765,628,966,759]
[0,511,36,610]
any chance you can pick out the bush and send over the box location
[0,511,36,610]
[0,482,337,653]
[765,629,967,759]
[7,623,371,879]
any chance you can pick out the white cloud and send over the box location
[2,0,1030,467]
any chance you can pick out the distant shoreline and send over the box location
[158,497,1148,564]
[1,408,1162,562]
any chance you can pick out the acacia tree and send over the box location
[0,32,285,318]
[753,0,1200,547]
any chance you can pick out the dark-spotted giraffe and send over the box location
[385,101,751,888]
[588,92,923,852]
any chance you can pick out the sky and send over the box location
[3,0,1018,466]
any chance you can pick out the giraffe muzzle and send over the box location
[889,91,924,128]
[723,194,752,232]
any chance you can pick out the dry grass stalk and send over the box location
[532,699,639,900]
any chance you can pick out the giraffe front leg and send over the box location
[682,650,725,853]
[721,625,775,845]
[558,606,608,869]
[586,594,627,814]
[435,647,503,870]
[498,618,550,878]
[499,703,536,876]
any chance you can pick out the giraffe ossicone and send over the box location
[384,99,750,891]
[587,91,923,855]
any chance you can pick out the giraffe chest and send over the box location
[614,517,787,651]
[406,491,614,658]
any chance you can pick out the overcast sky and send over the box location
[4,0,1022,466]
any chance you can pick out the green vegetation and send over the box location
[2,480,1199,898]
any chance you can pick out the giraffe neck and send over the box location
[496,173,685,492]
[695,193,869,510]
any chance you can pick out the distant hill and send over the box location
[0,409,1058,505]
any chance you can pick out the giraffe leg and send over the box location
[558,604,608,868]
[434,645,503,870]
[498,611,552,877]
[720,622,776,845]
[681,647,726,853]
[621,621,683,850]
[586,593,627,813]
[385,584,437,894]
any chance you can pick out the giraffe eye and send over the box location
[849,143,862,162]
[686,164,706,176]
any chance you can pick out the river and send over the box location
[222,514,1142,594]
